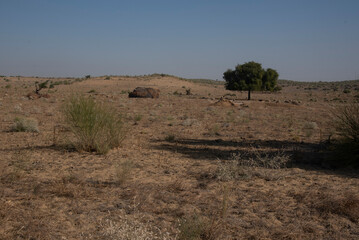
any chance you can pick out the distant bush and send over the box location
[11,117,39,133]
[62,95,125,154]
[165,134,175,142]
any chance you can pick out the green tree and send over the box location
[224,61,264,100]
[262,68,279,91]
[223,62,279,100]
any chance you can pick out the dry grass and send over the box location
[293,190,359,223]
[62,95,125,154]
[0,75,358,239]
[217,149,291,181]
[11,117,39,133]
[115,159,134,185]
[178,214,221,240]
[100,217,172,240]
[334,103,359,142]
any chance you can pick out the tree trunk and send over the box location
[248,89,251,100]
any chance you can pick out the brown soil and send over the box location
[0,75,358,239]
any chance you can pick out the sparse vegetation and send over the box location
[134,114,143,122]
[115,159,134,185]
[330,103,359,167]
[11,117,39,133]
[1,75,359,239]
[334,103,359,143]
[35,80,49,94]
[62,95,125,154]
[165,134,175,142]
[178,214,220,240]
[217,150,290,181]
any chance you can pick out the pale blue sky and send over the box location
[0,0,358,81]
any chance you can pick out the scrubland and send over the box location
[0,74,358,239]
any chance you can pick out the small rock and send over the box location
[129,87,160,98]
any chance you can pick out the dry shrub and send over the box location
[11,117,39,133]
[334,103,359,142]
[217,149,290,181]
[178,214,221,240]
[62,95,125,154]
[330,103,359,167]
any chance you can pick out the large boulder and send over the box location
[129,87,160,98]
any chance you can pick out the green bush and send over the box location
[62,95,125,154]
[11,117,39,133]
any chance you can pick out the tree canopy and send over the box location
[223,61,279,100]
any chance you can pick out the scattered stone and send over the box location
[129,87,160,98]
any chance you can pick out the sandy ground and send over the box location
[0,75,358,239]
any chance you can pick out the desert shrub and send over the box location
[178,215,220,240]
[302,121,318,138]
[165,134,175,142]
[62,95,125,154]
[11,117,39,133]
[329,103,359,167]
[334,103,359,142]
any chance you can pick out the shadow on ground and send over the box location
[153,138,358,178]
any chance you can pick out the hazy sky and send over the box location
[1,0,358,81]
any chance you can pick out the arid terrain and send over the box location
[0,74,358,239]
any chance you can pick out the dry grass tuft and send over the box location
[11,117,39,133]
[334,103,359,142]
[62,95,125,154]
[115,159,134,185]
[178,214,221,240]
